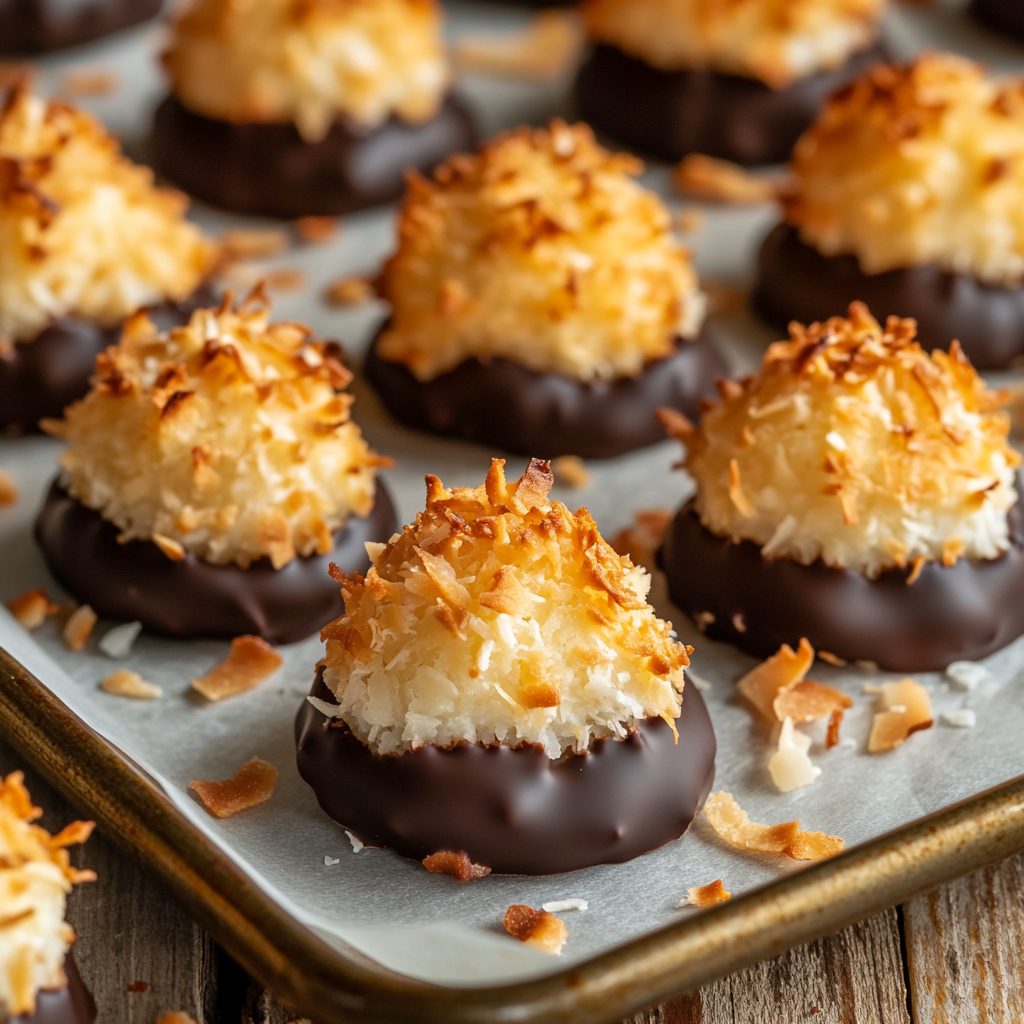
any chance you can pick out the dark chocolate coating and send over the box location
[0,287,218,435]
[0,0,160,54]
[151,94,477,218]
[9,955,95,1024]
[970,0,1024,42]
[364,327,727,460]
[295,669,716,875]
[34,481,397,644]
[574,42,884,166]
[753,223,1024,371]
[660,500,1024,673]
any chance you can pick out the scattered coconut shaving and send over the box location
[768,717,820,793]
[552,455,591,489]
[611,508,672,571]
[455,11,584,81]
[62,605,97,651]
[156,1012,198,1024]
[99,621,142,659]
[704,792,844,861]
[218,228,289,262]
[295,217,338,244]
[346,831,364,853]
[0,471,17,506]
[941,709,977,728]
[503,905,568,955]
[946,661,992,692]
[262,269,306,292]
[867,679,934,752]
[737,638,814,720]
[542,899,588,913]
[681,879,731,908]
[100,669,162,700]
[191,636,283,702]
[324,855,340,866]
[674,154,779,205]
[6,588,58,629]
[59,70,118,96]
[324,276,375,307]
[422,850,491,883]
[189,758,279,819]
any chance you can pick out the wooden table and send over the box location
[7,741,1022,1024]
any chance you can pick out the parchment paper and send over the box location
[2,0,1024,988]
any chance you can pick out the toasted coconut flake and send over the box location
[682,879,731,908]
[191,636,282,702]
[156,1012,198,1024]
[773,679,852,724]
[768,717,819,793]
[219,229,289,262]
[704,791,844,861]
[62,605,97,651]
[324,276,375,307]
[737,638,814,720]
[6,589,58,630]
[674,155,778,205]
[98,620,142,658]
[455,10,584,81]
[100,669,162,700]
[503,905,568,955]
[59,70,118,96]
[611,508,672,570]
[295,216,338,244]
[0,471,17,506]
[867,678,933,752]
[189,758,278,819]
[553,455,591,489]
[422,850,491,882]
[263,269,306,292]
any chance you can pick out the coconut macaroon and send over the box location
[35,292,398,643]
[755,54,1024,368]
[367,121,724,459]
[296,459,717,874]
[0,772,94,1020]
[660,303,1024,672]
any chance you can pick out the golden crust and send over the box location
[376,121,704,382]
[49,292,386,569]
[320,458,692,757]
[0,88,214,346]
[678,303,1020,577]
[164,0,449,141]
[787,53,1024,282]
[580,0,883,88]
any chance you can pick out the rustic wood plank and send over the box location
[0,739,218,1024]
[904,852,1024,1024]
[628,909,910,1024]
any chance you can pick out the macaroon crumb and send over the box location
[422,850,492,882]
[552,455,591,489]
[0,471,17,506]
[6,588,58,629]
[867,679,933,752]
[940,709,977,729]
[681,879,731,908]
[191,636,283,702]
[100,669,162,700]
[189,758,279,819]
[59,70,117,96]
[99,621,142,659]
[674,155,779,205]
[503,905,568,955]
[611,508,672,570]
[946,661,993,692]
[295,217,338,244]
[62,605,97,651]
[219,229,289,262]
[324,276,375,307]
[455,10,584,81]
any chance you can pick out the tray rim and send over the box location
[2,642,1024,1024]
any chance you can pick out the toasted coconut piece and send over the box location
[263,269,306,292]
[773,679,853,749]
[422,850,491,882]
[100,669,162,700]
[6,588,58,630]
[737,638,814,720]
[189,757,278,819]
[552,455,591,489]
[503,905,568,955]
[611,508,672,570]
[219,228,289,262]
[156,1012,198,1024]
[295,217,338,244]
[325,276,375,307]
[768,717,818,793]
[704,791,844,861]
[59,70,118,96]
[682,879,731,908]
[867,679,934,752]
[0,471,17,506]
[674,155,779,205]
[455,10,584,81]
[98,620,142,658]
[191,636,282,701]
[62,605,97,651]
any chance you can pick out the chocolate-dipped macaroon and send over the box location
[574,0,885,165]
[36,293,397,644]
[0,771,96,1024]
[366,121,724,459]
[152,0,476,218]
[970,0,1024,44]
[296,458,716,875]
[660,303,1024,673]
[755,55,1024,369]
[0,0,160,54]
[0,87,215,435]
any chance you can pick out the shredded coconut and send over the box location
[542,899,588,913]
[98,621,142,659]
[945,660,994,692]
[941,709,977,728]
[377,120,705,383]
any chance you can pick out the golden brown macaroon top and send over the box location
[785,53,1024,283]
[668,303,1020,577]
[318,458,691,757]
[163,0,450,142]
[376,120,705,383]
[47,291,388,570]
[580,0,884,88]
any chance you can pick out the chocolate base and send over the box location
[151,94,477,218]
[0,286,218,435]
[660,500,1024,673]
[970,0,1024,42]
[295,668,715,875]
[34,481,397,644]
[10,955,95,1024]
[574,42,884,166]
[0,0,160,54]
[753,223,1024,370]
[364,327,727,460]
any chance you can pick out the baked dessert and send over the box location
[660,303,1024,673]
[755,54,1024,369]
[0,0,160,54]
[35,293,396,643]
[0,87,215,435]
[296,458,716,875]
[970,0,1024,44]
[365,121,724,459]
[574,0,885,165]
[152,0,476,217]
[0,771,96,1024]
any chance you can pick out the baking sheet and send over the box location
[2,0,1024,989]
